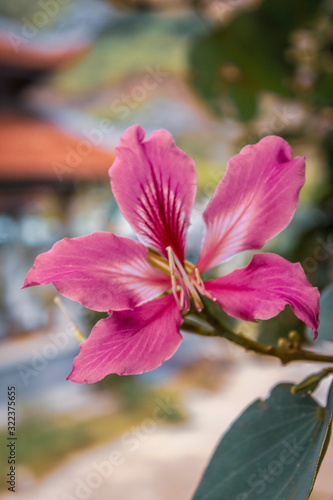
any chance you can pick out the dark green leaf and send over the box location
[192,381,333,500]
[259,0,324,31]
[189,12,291,120]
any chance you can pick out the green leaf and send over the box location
[259,0,323,31]
[309,284,333,342]
[192,382,333,500]
[189,12,291,121]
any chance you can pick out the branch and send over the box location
[182,308,333,366]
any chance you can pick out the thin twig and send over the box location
[183,309,333,366]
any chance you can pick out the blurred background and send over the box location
[0,0,333,498]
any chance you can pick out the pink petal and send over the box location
[109,125,197,262]
[205,253,320,338]
[68,294,183,383]
[197,136,306,272]
[23,232,170,312]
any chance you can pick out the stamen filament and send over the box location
[167,247,204,311]
[175,266,191,310]
[167,247,183,309]
[170,273,182,309]
[195,267,202,286]
[148,247,208,312]
[185,260,196,274]
[179,288,185,309]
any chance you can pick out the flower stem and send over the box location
[183,305,333,366]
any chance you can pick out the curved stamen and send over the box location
[192,271,217,303]
[167,246,182,309]
[179,288,185,309]
[148,247,208,311]
[174,265,191,310]
[184,259,196,274]
[167,247,203,311]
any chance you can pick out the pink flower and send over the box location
[23,125,320,383]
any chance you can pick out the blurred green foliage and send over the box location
[52,12,204,97]
[189,0,330,120]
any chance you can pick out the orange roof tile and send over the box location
[0,114,115,182]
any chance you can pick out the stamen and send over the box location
[192,269,217,303]
[167,247,182,309]
[195,267,203,286]
[179,288,185,309]
[185,259,196,274]
[170,273,182,309]
[167,247,191,310]
[149,247,209,312]
[192,280,217,302]
[175,266,191,310]
[168,247,204,312]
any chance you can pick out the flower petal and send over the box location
[205,253,320,338]
[23,232,170,312]
[68,294,183,383]
[197,136,306,272]
[109,125,197,262]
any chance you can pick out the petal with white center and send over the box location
[109,125,197,262]
[205,253,320,339]
[22,232,170,312]
[197,136,306,272]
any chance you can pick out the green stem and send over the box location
[291,367,333,395]
[183,309,333,366]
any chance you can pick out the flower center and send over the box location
[147,247,208,312]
